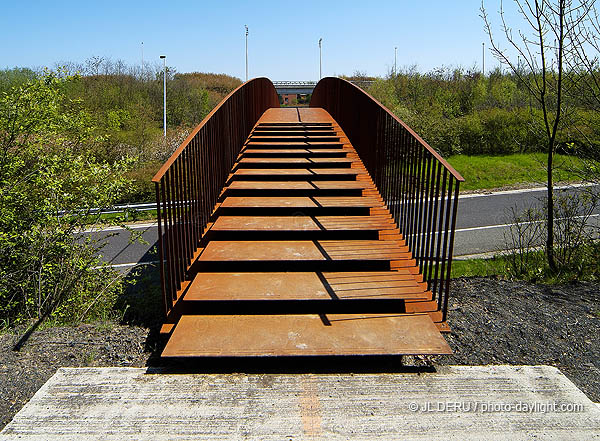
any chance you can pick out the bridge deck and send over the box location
[161,107,451,358]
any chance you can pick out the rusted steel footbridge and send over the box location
[153,77,464,358]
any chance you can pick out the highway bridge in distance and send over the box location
[273,80,374,95]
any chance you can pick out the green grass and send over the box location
[451,242,599,282]
[447,153,587,192]
[451,256,508,278]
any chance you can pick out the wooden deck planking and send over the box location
[163,314,451,357]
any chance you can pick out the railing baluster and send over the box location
[152,78,279,319]
[311,77,464,325]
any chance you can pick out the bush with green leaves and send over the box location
[0,71,134,327]
[504,191,599,283]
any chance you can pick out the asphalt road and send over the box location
[84,185,599,269]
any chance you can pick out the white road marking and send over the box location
[459,182,597,199]
[82,222,158,233]
[455,213,599,232]
[93,260,159,270]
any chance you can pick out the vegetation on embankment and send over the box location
[447,153,587,192]
[0,63,242,204]
[366,66,600,159]
[451,242,600,283]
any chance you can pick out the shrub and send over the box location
[0,72,134,327]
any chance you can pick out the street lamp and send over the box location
[245,25,249,81]
[482,42,485,74]
[318,38,323,79]
[160,55,166,138]
[394,46,397,75]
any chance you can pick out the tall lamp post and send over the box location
[245,25,249,81]
[319,38,322,79]
[394,46,397,75]
[482,42,485,75]
[160,55,166,138]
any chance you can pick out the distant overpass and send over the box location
[273,80,374,95]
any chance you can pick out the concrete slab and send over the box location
[1,365,599,440]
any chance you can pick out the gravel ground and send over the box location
[1,276,598,430]
[435,277,600,403]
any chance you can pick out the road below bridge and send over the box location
[85,185,599,270]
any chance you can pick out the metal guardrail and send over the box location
[152,78,279,317]
[272,80,374,93]
[311,77,464,322]
[272,81,317,86]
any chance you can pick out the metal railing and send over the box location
[311,77,464,321]
[152,78,279,317]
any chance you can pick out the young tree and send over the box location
[481,0,596,271]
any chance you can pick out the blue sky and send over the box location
[1,0,520,81]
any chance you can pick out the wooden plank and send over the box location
[220,196,317,208]
[198,240,409,263]
[307,157,354,164]
[232,168,314,177]
[183,272,429,302]
[227,181,367,191]
[211,216,320,232]
[231,168,360,180]
[310,168,361,175]
[162,313,452,357]
[256,123,332,128]
[198,241,326,262]
[251,131,335,136]
[241,148,347,156]
[314,196,380,207]
[236,157,353,168]
[210,216,392,233]
[245,142,343,149]
[249,136,340,142]
[298,107,336,122]
[227,181,315,191]
[312,181,368,190]
[259,108,299,123]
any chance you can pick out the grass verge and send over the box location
[452,243,599,283]
[447,153,588,192]
[451,256,508,278]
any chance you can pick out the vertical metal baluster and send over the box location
[166,169,178,298]
[432,169,448,302]
[443,180,461,321]
[419,154,432,278]
[155,181,168,316]
[438,176,454,312]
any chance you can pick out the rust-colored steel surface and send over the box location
[311,78,464,322]
[159,106,454,357]
[152,78,279,317]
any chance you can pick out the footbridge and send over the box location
[152,77,464,358]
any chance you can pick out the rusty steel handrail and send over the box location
[311,77,464,322]
[152,78,279,317]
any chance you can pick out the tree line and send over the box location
[367,65,600,158]
[0,61,242,202]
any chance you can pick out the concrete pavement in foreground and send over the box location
[1,365,599,440]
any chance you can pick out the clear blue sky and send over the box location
[1,0,519,81]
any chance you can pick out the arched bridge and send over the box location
[153,77,464,359]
